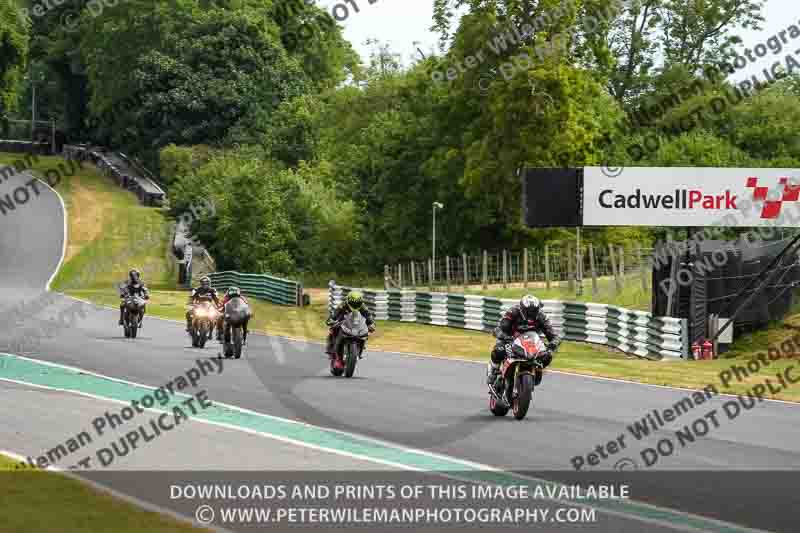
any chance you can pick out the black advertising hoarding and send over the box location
[521,167,582,227]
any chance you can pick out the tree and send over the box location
[167,152,297,275]
[0,0,29,115]
[603,0,765,104]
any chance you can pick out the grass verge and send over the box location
[322,276,651,311]
[0,453,205,532]
[462,277,651,311]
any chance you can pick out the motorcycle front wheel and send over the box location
[191,323,200,348]
[344,342,358,378]
[232,327,243,359]
[198,322,208,349]
[129,313,138,339]
[512,373,534,420]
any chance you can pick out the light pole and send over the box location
[25,70,46,142]
[432,202,444,282]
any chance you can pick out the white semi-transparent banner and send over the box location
[583,167,800,227]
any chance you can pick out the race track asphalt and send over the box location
[1,167,799,532]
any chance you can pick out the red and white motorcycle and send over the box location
[488,329,548,420]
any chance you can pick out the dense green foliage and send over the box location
[4,0,799,279]
[0,0,28,116]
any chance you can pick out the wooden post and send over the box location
[666,248,679,316]
[617,246,625,292]
[502,250,508,288]
[523,248,529,289]
[608,244,618,294]
[588,244,598,296]
[576,243,583,296]
[567,246,575,292]
[411,262,416,287]
[446,256,451,292]
[545,245,551,290]
[482,250,488,290]
[637,244,648,290]
[462,253,468,289]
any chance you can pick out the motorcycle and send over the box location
[120,288,146,339]
[488,329,547,420]
[188,300,218,348]
[222,299,251,359]
[330,310,370,378]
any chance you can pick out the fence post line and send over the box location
[462,253,468,290]
[398,264,403,288]
[575,243,583,296]
[482,250,488,290]
[502,250,508,288]
[446,256,451,292]
[637,244,648,290]
[567,246,575,292]
[411,262,416,288]
[618,246,625,292]
[608,243,619,294]
[523,248,529,288]
[545,245,551,290]
[589,243,598,296]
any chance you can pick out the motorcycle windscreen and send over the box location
[225,299,250,325]
[516,332,545,357]
[342,311,369,336]
[195,302,215,317]
[125,297,145,310]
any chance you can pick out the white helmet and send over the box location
[519,295,541,320]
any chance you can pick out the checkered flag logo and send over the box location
[745,176,800,218]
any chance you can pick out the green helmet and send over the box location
[228,286,241,297]
[346,291,364,310]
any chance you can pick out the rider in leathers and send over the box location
[487,295,561,387]
[119,269,150,326]
[186,276,221,337]
[217,286,251,345]
[325,291,375,358]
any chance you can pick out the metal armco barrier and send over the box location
[210,271,303,306]
[329,283,689,359]
[0,140,51,154]
[64,144,166,206]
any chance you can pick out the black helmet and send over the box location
[200,276,211,288]
[129,269,140,283]
[519,294,541,320]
